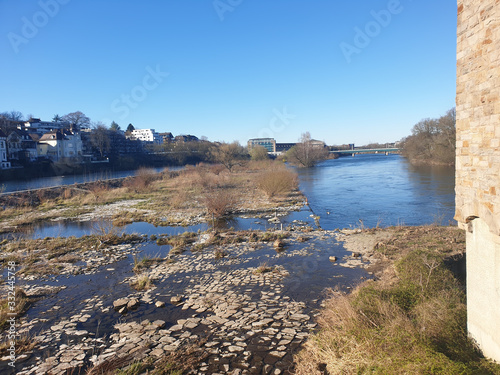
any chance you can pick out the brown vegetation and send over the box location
[294,226,500,374]
[202,188,238,218]
[285,132,328,168]
[401,108,456,165]
[0,288,31,330]
[255,165,298,198]
[209,142,248,171]
[124,167,159,193]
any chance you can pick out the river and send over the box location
[3,155,455,230]
[296,154,455,229]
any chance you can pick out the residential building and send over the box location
[38,130,83,162]
[22,118,67,135]
[175,134,199,143]
[7,130,38,162]
[0,130,11,169]
[159,132,174,143]
[247,138,276,153]
[131,129,161,144]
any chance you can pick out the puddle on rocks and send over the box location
[4,207,315,240]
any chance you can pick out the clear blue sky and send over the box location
[0,0,457,146]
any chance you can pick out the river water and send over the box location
[1,167,170,194]
[296,154,455,229]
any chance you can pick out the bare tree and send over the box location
[62,111,90,131]
[210,142,247,171]
[401,108,456,165]
[0,110,24,121]
[91,122,111,159]
[286,132,328,167]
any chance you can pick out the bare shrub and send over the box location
[36,189,51,205]
[209,163,225,175]
[126,167,158,192]
[247,159,274,171]
[255,168,298,198]
[88,183,110,202]
[169,188,188,209]
[62,188,73,200]
[202,188,237,218]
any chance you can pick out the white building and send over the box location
[22,118,66,135]
[38,131,83,162]
[131,128,161,144]
[0,130,11,169]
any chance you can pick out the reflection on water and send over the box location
[296,154,455,229]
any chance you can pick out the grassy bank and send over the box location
[294,226,500,375]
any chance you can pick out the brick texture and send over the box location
[456,0,500,235]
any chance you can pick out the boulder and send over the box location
[155,301,165,308]
[113,298,129,310]
[273,239,285,249]
[153,320,166,329]
[170,295,183,304]
[329,256,337,262]
[127,298,140,310]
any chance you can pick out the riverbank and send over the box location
[294,226,500,375]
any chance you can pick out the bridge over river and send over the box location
[330,148,400,156]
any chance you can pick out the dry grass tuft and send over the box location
[0,288,31,330]
[131,274,153,291]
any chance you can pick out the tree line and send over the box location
[401,108,456,166]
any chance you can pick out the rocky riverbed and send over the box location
[1,227,372,375]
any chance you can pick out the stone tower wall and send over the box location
[456,0,500,361]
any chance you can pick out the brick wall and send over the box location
[456,0,500,236]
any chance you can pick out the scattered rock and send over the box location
[273,239,285,249]
[170,295,183,304]
[127,298,140,310]
[113,298,129,310]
